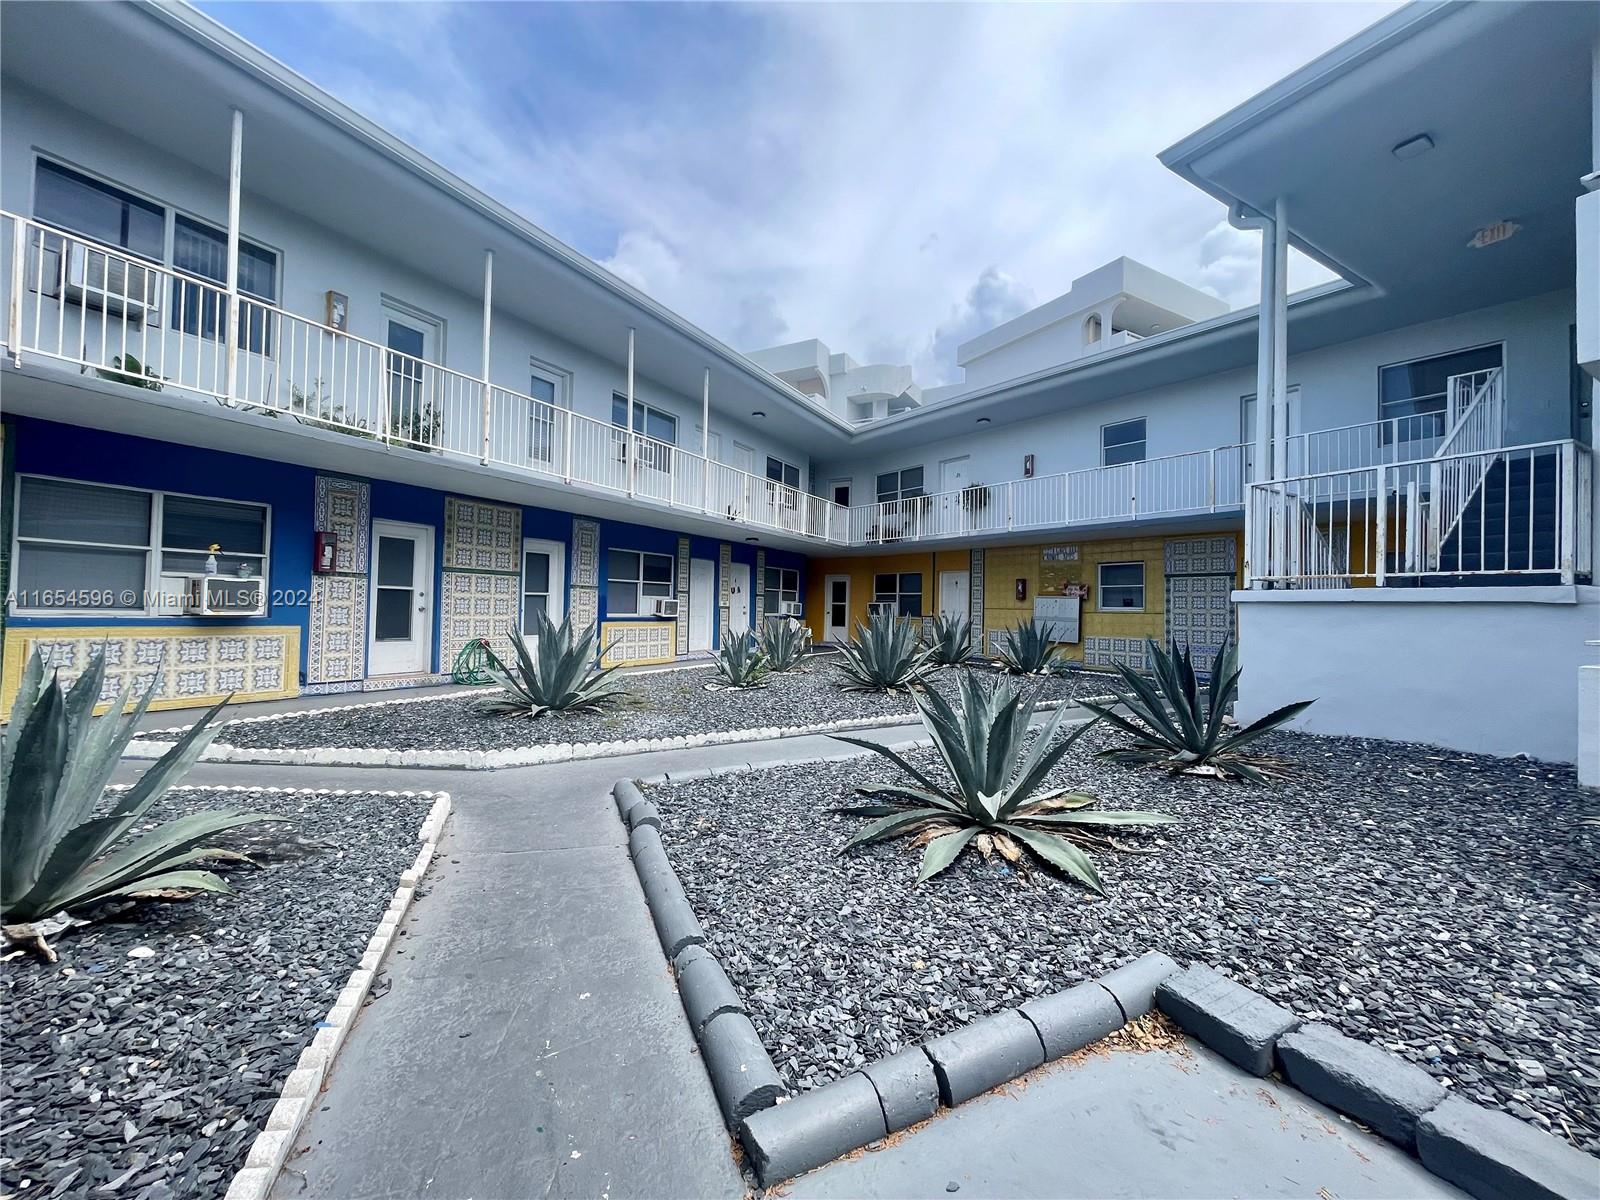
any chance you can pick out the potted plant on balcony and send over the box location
[961,482,992,513]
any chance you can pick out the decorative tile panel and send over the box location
[444,497,520,573]
[307,575,367,684]
[754,550,767,622]
[440,571,519,672]
[1165,535,1237,577]
[599,621,675,667]
[1084,636,1149,672]
[1,626,300,715]
[718,543,732,646]
[970,548,985,632]
[314,476,371,573]
[570,518,601,634]
[675,537,691,656]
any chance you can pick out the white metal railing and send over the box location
[848,445,1247,545]
[1249,440,1589,587]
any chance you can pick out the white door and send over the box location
[824,575,851,643]
[382,304,442,448]
[939,456,971,531]
[520,538,566,636]
[369,520,433,675]
[727,563,752,638]
[938,570,970,622]
[689,557,714,652]
[731,442,756,474]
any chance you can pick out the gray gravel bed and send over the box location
[644,729,1600,1152]
[1,787,432,1199]
[209,662,1126,752]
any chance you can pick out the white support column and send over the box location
[701,367,711,513]
[1272,196,1291,483]
[626,327,636,496]
[224,108,243,404]
[479,248,494,464]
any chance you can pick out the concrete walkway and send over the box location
[118,728,929,1200]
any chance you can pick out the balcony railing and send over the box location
[1247,440,1591,587]
[848,446,1248,544]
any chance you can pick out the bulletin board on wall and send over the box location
[1036,545,1088,644]
[1039,544,1081,595]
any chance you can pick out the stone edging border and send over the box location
[619,765,1599,1194]
[195,785,455,1200]
[612,770,1175,1186]
[124,695,1122,770]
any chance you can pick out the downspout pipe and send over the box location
[1230,200,1277,585]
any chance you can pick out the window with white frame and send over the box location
[763,567,800,614]
[528,370,562,463]
[1097,562,1145,611]
[612,395,677,472]
[875,466,924,504]
[171,215,278,351]
[1101,418,1146,466]
[34,161,164,260]
[606,549,674,616]
[873,572,923,617]
[765,456,800,489]
[12,476,269,614]
[1378,344,1503,443]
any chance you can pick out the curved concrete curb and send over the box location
[219,788,453,1200]
[1155,965,1599,1200]
[126,696,1121,770]
[618,768,1177,1184]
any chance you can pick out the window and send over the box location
[763,567,800,614]
[529,372,559,463]
[766,457,800,489]
[171,216,278,351]
[12,476,269,615]
[522,548,553,630]
[607,549,673,616]
[873,572,923,617]
[34,161,164,260]
[1101,418,1146,466]
[875,466,924,504]
[831,482,851,507]
[611,395,678,445]
[1098,562,1145,611]
[1379,344,1503,440]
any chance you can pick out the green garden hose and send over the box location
[451,637,498,685]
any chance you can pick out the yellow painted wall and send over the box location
[805,549,970,640]
[810,530,1244,665]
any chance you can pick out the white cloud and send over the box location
[236,1,1392,386]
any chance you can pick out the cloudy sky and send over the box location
[203,1,1395,386]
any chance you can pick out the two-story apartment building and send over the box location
[2,1,1595,763]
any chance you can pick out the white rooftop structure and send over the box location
[747,339,924,425]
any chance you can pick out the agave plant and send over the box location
[1078,636,1314,782]
[1,648,275,949]
[994,619,1061,676]
[835,610,934,693]
[831,673,1174,891]
[477,612,625,717]
[715,632,770,688]
[925,613,973,667]
[758,619,811,673]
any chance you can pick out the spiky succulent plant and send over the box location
[477,612,625,717]
[926,613,973,667]
[994,619,1062,676]
[758,619,811,672]
[1,648,275,937]
[834,611,934,693]
[1078,636,1314,782]
[715,632,770,688]
[831,672,1174,891]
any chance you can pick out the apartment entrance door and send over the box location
[369,521,434,676]
[726,563,751,639]
[824,575,851,642]
[688,557,714,652]
[938,570,970,622]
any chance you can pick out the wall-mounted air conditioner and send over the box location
[64,244,161,324]
[776,601,804,618]
[650,596,680,618]
[186,576,266,617]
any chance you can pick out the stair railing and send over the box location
[1427,367,1505,562]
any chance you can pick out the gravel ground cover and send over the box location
[205,662,1127,752]
[1,787,432,1199]
[645,728,1600,1152]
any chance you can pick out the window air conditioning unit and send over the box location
[63,243,161,323]
[186,576,266,617]
[776,601,804,618]
[867,601,895,617]
[650,596,680,618]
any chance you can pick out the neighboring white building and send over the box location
[747,339,923,425]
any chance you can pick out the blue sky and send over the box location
[202,1,1396,385]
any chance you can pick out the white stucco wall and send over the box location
[1,80,812,481]
[816,288,1578,501]
[1235,587,1600,764]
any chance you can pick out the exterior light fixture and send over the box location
[977,417,991,425]
[751,410,766,419]
[1391,133,1434,161]
[745,536,759,543]
[1468,221,1520,249]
